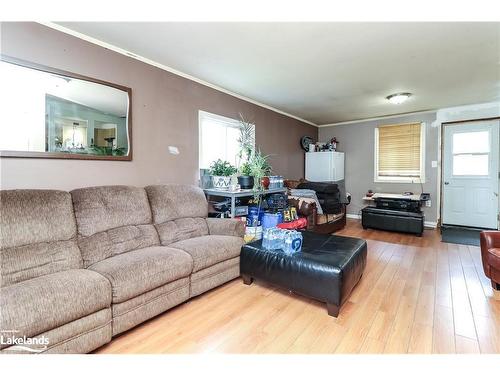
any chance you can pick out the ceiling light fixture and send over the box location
[386,92,412,104]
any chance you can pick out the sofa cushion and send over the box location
[88,246,193,303]
[169,235,244,272]
[71,186,159,265]
[71,185,153,237]
[0,269,111,346]
[77,224,160,268]
[156,217,209,246]
[0,190,77,249]
[145,184,208,223]
[0,240,82,288]
[0,190,81,287]
[206,218,245,237]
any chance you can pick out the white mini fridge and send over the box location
[305,151,344,182]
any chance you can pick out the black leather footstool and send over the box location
[240,231,367,317]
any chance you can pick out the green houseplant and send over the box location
[236,114,256,189]
[209,159,237,190]
[238,162,254,189]
[249,149,272,194]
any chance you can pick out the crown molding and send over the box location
[318,109,438,128]
[38,21,318,127]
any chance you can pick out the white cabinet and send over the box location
[305,151,344,182]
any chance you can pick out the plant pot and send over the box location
[237,175,254,189]
[212,175,231,190]
[261,176,270,190]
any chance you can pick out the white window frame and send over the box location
[374,122,426,183]
[198,110,254,170]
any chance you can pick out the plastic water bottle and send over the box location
[262,228,269,249]
[268,228,276,250]
[278,229,286,250]
[281,230,303,253]
[291,231,303,252]
[274,229,281,250]
[283,231,294,254]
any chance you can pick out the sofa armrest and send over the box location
[206,218,245,237]
[480,231,500,277]
[480,231,500,249]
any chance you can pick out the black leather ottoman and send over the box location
[240,231,367,317]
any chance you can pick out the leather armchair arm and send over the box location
[206,217,245,237]
[480,231,500,249]
[480,231,500,277]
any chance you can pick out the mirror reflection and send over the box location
[0,59,130,159]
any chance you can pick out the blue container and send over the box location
[262,213,280,229]
[258,210,265,224]
[277,211,284,223]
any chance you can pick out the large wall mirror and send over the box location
[0,56,132,160]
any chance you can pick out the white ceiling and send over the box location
[56,22,500,125]
[47,79,128,117]
[1,60,128,116]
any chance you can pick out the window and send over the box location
[374,122,425,183]
[198,111,254,169]
[452,130,489,176]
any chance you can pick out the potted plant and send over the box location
[209,159,237,190]
[236,114,256,189]
[249,150,272,192]
[238,162,254,189]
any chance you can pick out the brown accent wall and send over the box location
[0,22,317,191]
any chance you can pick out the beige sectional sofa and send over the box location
[0,184,244,354]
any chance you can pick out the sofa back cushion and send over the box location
[145,185,209,245]
[146,184,208,222]
[0,190,81,287]
[71,186,159,267]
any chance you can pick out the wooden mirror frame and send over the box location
[0,55,133,161]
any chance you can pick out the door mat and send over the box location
[441,225,482,246]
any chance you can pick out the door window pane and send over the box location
[453,154,489,176]
[453,131,489,154]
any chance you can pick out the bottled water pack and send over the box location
[262,228,303,254]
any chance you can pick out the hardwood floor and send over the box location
[96,219,500,354]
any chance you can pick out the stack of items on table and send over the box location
[243,192,309,243]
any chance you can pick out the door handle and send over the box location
[495,192,498,197]
[444,182,450,185]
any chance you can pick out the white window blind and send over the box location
[375,122,425,182]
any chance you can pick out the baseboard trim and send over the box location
[424,221,438,229]
[346,213,438,229]
[346,214,361,220]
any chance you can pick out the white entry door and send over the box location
[442,120,499,229]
